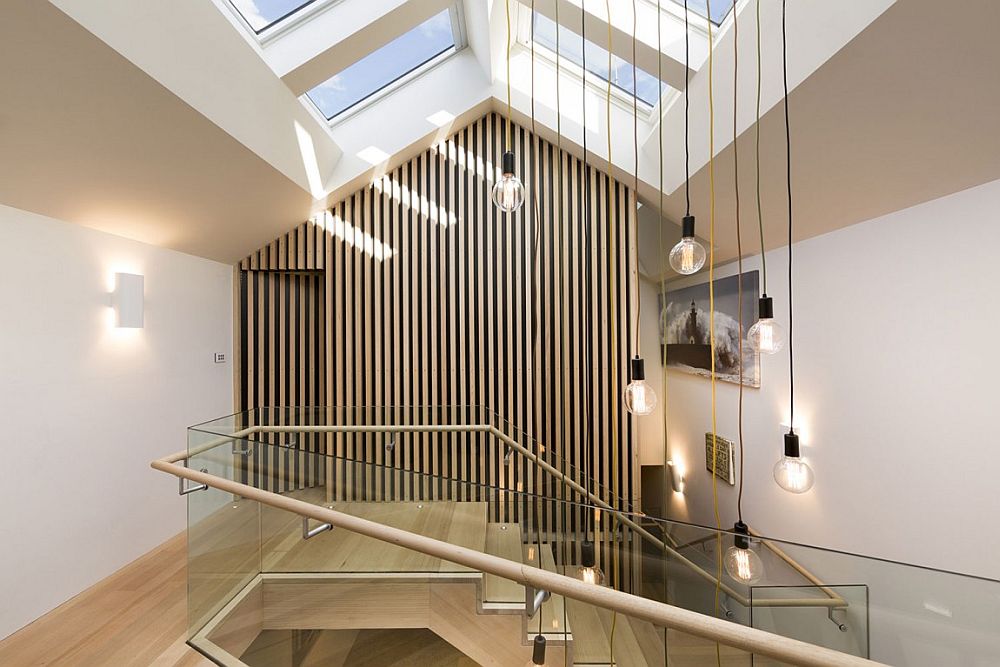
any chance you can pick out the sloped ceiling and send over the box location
[2,0,999,266]
[0,0,315,263]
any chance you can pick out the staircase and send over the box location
[189,492,766,666]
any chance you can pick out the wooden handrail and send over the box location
[153,457,883,667]
[181,422,845,609]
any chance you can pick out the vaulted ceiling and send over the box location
[2,0,999,266]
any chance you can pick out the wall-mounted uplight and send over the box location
[667,460,685,494]
[112,272,144,328]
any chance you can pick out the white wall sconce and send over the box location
[112,272,144,328]
[667,460,685,494]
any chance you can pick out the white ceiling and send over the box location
[2,0,999,265]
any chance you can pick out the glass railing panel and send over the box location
[185,428,261,639]
[187,412,1000,665]
[750,585,868,660]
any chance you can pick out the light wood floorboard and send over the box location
[0,533,211,667]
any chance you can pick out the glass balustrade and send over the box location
[180,408,1000,666]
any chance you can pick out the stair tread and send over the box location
[483,523,525,603]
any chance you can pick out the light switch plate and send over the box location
[214,353,226,363]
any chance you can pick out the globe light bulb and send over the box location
[773,432,814,493]
[668,215,706,275]
[725,546,764,584]
[747,296,785,354]
[531,634,547,666]
[723,522,764,584]
[577,541,605,586]
[492,151,525,212]
[624,357,657,416]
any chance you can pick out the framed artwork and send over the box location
[659,270,760,387]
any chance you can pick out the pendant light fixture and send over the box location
[575,0,601,588]
[724,521,764,584]
[668,3,707,275]
[492,0,525,213]
[748,0,785,356]
[576,540,606,585]
[624,0,657,417]
[747,295,785,354]
[726,1,764,585]
[773,0,814,494]
[530,634,547,666]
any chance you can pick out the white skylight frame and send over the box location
[224,0,344,42]
[514,4,672,120]
[301,4,468,126]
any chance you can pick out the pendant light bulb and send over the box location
[747,296,785,354]
[576,541,605,586]
[624,357,657,415]
[723,521,765,584]
[531,634,547,666]
[492,151,525,212]
[669,216,707,275]
[773,432,814,493]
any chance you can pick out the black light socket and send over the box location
[630,356,645,382]
[501,150,516,175]
[758,295,774,320]
[681,214,696,238]
[532,634,547,665]
[784,432,800,458]
[733,521,751,550]
[581,540,596,568]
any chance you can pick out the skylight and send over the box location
[228,0,318,33]
[532,13,668,108]
[684,0,736,25]
[306,10,457,120]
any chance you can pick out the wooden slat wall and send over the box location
[238,223,326,493]
[236,113,637,586]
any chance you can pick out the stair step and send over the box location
[484,523,526,604]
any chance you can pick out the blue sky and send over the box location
[307,10,454,119]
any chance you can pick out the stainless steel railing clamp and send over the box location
[526,586,551,618]
[828,608,848,632]
[232,440,253,455]
[302,516,333,540]
[719,594,736,620]
[179,468,209,495]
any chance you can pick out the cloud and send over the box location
[231,0,268,30]
[315,74,345,93]
[419,11,452,39]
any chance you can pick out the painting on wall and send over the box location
[658,271,760,387]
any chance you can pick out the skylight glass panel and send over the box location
[533,13,667,107]
[682,0,736,25]
[307,10,456,120]
[228,0,318,33]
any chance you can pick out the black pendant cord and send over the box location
[733,0,744,525]
[754,0,767,295]
[783,0,794,435]
[632,0,641,355]
[684,0,691,217]
[529,0,545,606]
[581,0,594,537]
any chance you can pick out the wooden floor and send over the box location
[0,532,211,667]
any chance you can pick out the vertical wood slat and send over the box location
[235,113,636,573]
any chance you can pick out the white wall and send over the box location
[0,205,233,640]
[639,179,1000,664]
